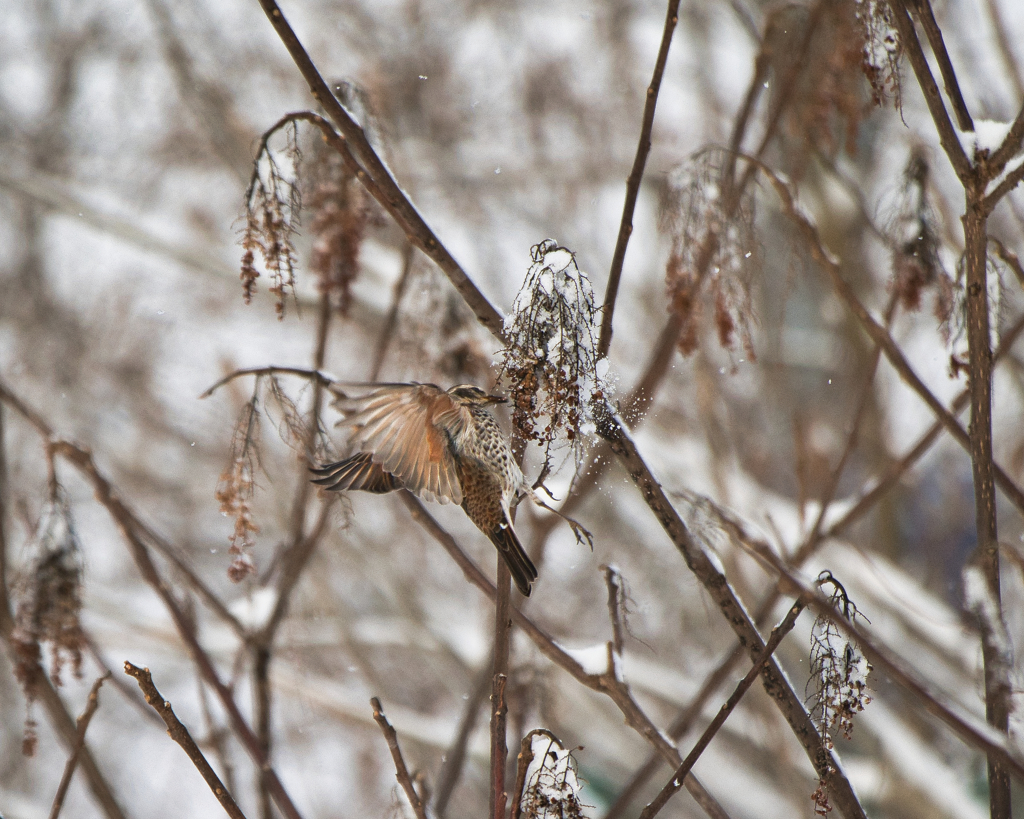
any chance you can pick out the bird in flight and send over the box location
[310,383,538,596]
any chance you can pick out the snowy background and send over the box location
[2,0,1024,817]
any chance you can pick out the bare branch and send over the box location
[638,601,805,819]
[912,0,973,131]
[370,697,430,819]
[887,0,972,181]
[124,663,246,819]
[597,0,680,358]
[48,674,110,819]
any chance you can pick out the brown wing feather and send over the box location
[333,384,467,505]
[310,452,402,494]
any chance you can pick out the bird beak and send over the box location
[486,393,507,404]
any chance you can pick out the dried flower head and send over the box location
[517,731,589,819]
[887,150,956,324]
[241,119,302,319]
[11,488,85,754]
[499,240,607,480]
[216,392,262,582]
[661,149,759,359]
[856,0,902,110]
[808,571,872,815]
[305,132,372,314]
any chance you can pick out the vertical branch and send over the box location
[490,570,512,819]
[963,196,1011,819]
[597,0,680,359]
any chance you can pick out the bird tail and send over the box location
[310,452,402,494]
[488,517,538,597]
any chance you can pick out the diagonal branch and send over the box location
[597,0,681,359]
[888,0,972,181]
[124,663,247,819]
[912,0,973,131]
[638,601,805,819]
[398,492,733,819]
[371,697,430,819]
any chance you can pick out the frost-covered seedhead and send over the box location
[11,488,85,755]
[856,0,902,110]
[240,120,302,319]
[808,571,872,816]
[500,240,607,478]
[516,731,589,819]
[661,149,759,359]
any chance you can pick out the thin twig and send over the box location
[638,601,805,819]
[597,0,680,358]
[48,674,111,819]
[0,404,306,819]
[490,563,512,819]
[124,662,246,819]
[912,0,973,131]
[717,518,1024,783]
[888,0,972,181]
[594,407,867,819]
[371,697,430,819]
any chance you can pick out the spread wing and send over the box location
[333,383,469,505]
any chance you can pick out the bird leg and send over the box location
[523,488,594,550]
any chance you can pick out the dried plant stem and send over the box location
[371,697,430,819]
[48,674,110,819]
[912,0,973,131]
[597,0,680,358]
[490,561,512,819]
[638,601,805,819]
[124,663,246,819]
[964,197,1010,818]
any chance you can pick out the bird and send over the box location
[310,383,539,596]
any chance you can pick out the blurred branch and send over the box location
[638,601,805,819]
[0,166,237,281]
[982,0,1024,100]
[369,242,415,381]
[0,403,126,819]
[433,660,491,817]
[48,673,110,819]
[758,163,1024,515]
[597,0,680,359]
[371,697,430,819]
[124,663,246,819]
[254,0,506,340]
